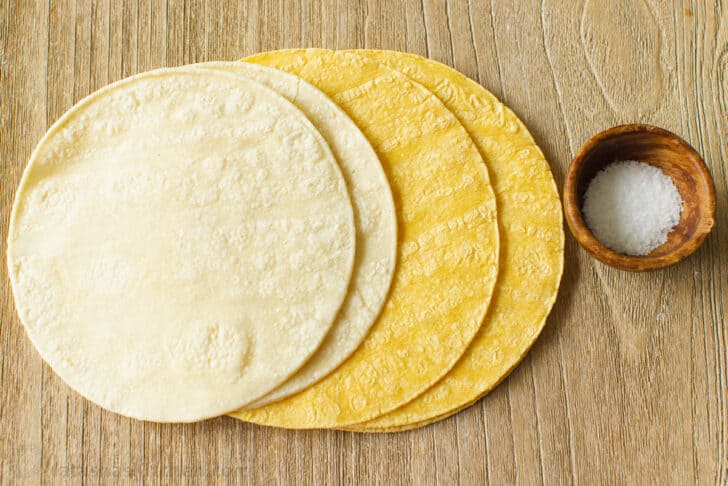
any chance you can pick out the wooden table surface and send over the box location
[1,1,726,484]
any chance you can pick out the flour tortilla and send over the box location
[230,49,499,428]
[345,50,564,431]
[7,68,356,422]
[192,62,397,408]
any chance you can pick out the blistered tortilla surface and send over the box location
[194,62,397,407]
[230,49,499,428]
[346,50,564,431]
[7,68,356,422]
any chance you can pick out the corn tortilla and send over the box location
[229,49,499,428]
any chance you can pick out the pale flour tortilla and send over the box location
[230,49,499,428]
[193,62,397,408]
[346,50,564,431]
[7,68,356,422]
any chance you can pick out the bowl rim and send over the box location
[563,123,716,272]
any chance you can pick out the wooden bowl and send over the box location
[563,124,715,271]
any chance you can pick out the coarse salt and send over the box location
[582,160,683,256]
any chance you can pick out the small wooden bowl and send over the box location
[564,124,715,271]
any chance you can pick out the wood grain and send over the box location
[1,1,726,484]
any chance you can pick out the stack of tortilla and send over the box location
[7,49,563,431]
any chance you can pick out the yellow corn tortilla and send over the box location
[229,49,499,428]
[346,50,564,431]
